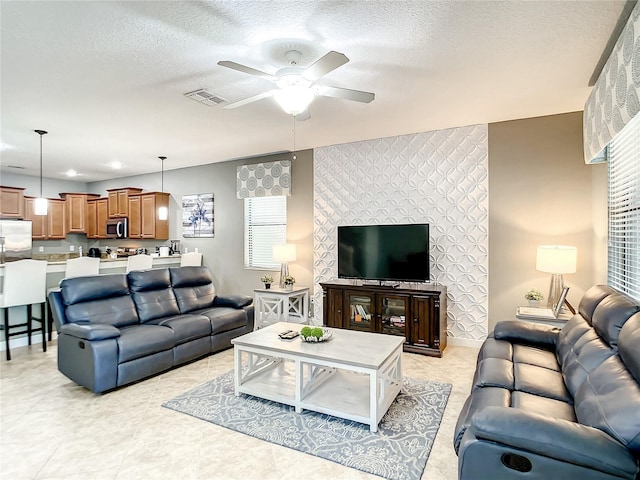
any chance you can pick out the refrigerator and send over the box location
[0,220,33,263]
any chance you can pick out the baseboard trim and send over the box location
[447,336,484,348]
[0,332,56,352]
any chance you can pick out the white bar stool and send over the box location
[180,252,203,266]
[126,254,153,273]
[0,259,48,361]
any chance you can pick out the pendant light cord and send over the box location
[159,156,166,193]
[34,130,48,197]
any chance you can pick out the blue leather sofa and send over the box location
[48,266,254,393]
[454,285,640,479]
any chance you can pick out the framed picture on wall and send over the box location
[182,193,214,237]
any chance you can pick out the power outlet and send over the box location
[38,246,44,253]
[69,245,75,252]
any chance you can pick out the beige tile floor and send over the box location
[0,340,478,480]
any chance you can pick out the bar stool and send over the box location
[0,259,48,361]
[126,254,153,273]
[180,252,203,266]
[47,256,100,340]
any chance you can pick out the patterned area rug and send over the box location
[163,371,451,480]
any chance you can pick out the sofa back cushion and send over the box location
[128,269,180,322]
[591,292,640,350]
[170,266,216,313]
[61,274,139,328]
[577,285,616,326]
[619,313,640,385]
[574,355,640,456]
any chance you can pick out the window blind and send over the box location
[244,196,287,269]
[608,113,640,301]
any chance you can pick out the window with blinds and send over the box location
[244,196,287,269]
[608,113,640,301]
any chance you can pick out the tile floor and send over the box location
[0,340,478,480]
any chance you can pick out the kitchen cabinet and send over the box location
[86,197,108,239]
[140,192,169,239]
[320,282,447,357]
[127,195,141,239]
[0,186,25,218]
[107,188,142,218]
[24,196,66,239]
[60,193,99,233]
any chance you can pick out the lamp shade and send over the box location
[536,245,577,274]
[273,243,297,262]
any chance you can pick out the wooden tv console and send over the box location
[320,281,447,357]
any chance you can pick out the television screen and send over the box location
[338,224,430,282]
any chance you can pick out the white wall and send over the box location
[314,125,489,342]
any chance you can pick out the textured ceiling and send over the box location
[0,0,632,182]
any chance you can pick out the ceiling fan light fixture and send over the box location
[274,86,314,116]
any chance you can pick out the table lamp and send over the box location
[273,243,296,288]
[536,245,577,309]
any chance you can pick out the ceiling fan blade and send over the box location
[217,60,276,80]
[315,85,375,103]
[223,90,274,109]
[302,51,349,81]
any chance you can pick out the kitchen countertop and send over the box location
[0,254,182,274]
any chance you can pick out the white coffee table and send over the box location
[231,322,404,432]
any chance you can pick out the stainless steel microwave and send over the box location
[106,217,128,238]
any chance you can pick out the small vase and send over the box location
[528,300,540,307]
[264,283,271,289]
[285,284,293,291]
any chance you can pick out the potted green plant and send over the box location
[282,275,296,290]
[525,288,544,307]
[260,274,274,289]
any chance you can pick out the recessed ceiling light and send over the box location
[109,161,124,169]
[65,169,79,177]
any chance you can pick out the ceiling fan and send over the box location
[218,50,375,116]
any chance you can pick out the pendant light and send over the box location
[34,129,48,215]
[158,156,168,220]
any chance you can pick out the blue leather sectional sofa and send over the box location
[454,285,640,479]
[48,266,254,393]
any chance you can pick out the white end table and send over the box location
[254,286,310,329]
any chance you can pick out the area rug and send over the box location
[163,371,451,480]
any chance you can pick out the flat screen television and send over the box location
[337,223,430,282]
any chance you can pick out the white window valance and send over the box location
[236,160,292,199]
[583,2,640,163]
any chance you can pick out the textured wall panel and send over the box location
[313,124,489,341]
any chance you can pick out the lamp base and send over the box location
[279,262,289,289]
[546,273,564,309]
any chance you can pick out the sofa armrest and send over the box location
[493,320,560,348]
[471,407,638,478]
[60,322,121,341]
[213,295,253,309]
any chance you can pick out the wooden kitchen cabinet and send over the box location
[86,197,108,239]
[107,188,142,218]
[24,196,66,239]
[60,193,99,233]
[127,195,142,239]
[0,186,25,218]
[140,192,169,239]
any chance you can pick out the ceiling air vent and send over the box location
[184,89,227,107]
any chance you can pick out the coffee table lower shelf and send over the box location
[233,347,402,432]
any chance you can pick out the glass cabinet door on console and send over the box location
[377,294,409,339]
[346,291,375,332]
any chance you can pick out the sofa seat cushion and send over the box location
[514,363,572,403]
[454,387,511,452]
[193,307,248,335]
[147,314,211,345]
[511,391,576,422]
[117,325,175,363]
[514,345,560,371]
